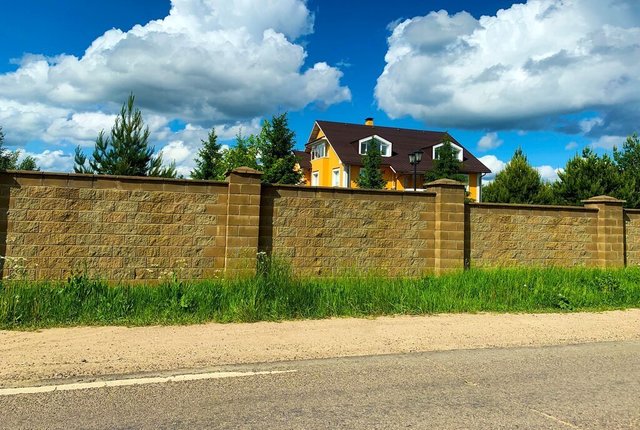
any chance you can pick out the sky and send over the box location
[0,0,638,179]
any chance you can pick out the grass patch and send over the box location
[1,266,640,329]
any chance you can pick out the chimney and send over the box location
[365,117,374,126]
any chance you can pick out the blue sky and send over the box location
[0,0,638,179]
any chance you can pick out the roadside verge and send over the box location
[1,310,638,387]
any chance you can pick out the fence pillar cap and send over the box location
[424,178,466,188]
[230,166,262,175]
[582,195,625,205]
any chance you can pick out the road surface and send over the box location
[1,340,638,429]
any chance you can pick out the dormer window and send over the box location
[433,141,463,161]
[358,135,392,157]
[311,141,327,160]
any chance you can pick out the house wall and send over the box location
[259,185,436,276]
[625,210,640,266]
[467,203,599,267]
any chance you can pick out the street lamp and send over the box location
[408,150,423,191]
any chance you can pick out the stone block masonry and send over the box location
[0,172,228,281]
[0,169,637,281]
[259,185,436,277]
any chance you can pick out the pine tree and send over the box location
[424,139,467,184]
[482,148,547,204]
[191,127,225,180]
[73,94,176,178]
[259,113,302,184]
[552,148,621,206]
[613,133,640,208]
[222,132,260,173]
[356,137,386,189]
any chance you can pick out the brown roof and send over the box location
[293,150,311,169]
[305,120,491,174]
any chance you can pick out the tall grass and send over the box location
[1,266,640,329]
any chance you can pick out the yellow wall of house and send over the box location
[468,173,479,202]
[310,140,342,187]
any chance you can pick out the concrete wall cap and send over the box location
[582,195,626,204]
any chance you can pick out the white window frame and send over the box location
[332,168,340,187]
[311,171,320,186]
[343,165,350,188]
[433,142,463,162]
[310,140,327,160]
[358,135,392,157]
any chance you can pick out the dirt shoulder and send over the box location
[1,310,639,387]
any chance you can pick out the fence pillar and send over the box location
[425,179,466,274]
[582,195,626,268]
[225,167,263,277]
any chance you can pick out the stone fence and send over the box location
[0,168,636,281]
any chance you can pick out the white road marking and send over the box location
[0,370,297,396]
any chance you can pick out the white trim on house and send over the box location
[343,164,350,188]
[433,142,463,162]
[311,171,319,186]
[358,135,393,157]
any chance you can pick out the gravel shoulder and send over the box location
[1,310,639,387]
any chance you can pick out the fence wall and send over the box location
[0,170,636,281]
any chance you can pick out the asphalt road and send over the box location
[1,340,638,429]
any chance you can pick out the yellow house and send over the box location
[294,118,491,201]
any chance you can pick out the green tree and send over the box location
[552,148,621,206]
[221,132,260,174]
[424,139,467,184]
[73,94,176,178]
[356,137,386,189]
[0,126,39,171]
[613,133,640,208]
[482,148,549,204]
[191,127,225,180]
[259,113,302,184]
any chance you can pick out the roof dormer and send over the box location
[358,135,393,157]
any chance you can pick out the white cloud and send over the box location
[536,165,562,182]
[477,132,503,151]
[376,0,640,136]
[565,141,579,151]
[21,150,74,172]
[590,135,626,150]
[478,155,506,180]
[0,0,350,157]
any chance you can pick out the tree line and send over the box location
[73,93,301,184]
[483,134,640,208]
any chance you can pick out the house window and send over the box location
[433,142,463,161]
[332,168,340,187]
[358,136,392,157]
[311,142,327,160]
[311,171,319,186]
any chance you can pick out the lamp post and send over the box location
[408,150,423,191]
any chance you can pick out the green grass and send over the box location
[1,266,640,329]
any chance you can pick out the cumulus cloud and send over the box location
[478,155,506,180]
[477,132,503,151]
[536,165,562,182]
[376,0,640,137]
[0,0,350,172]
[20,150,75,172]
